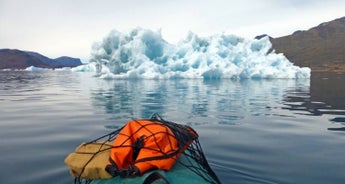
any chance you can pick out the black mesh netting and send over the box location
[68,113,221,184]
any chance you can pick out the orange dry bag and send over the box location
[105,118,197,177]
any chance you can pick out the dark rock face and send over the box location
[0,49,48,69]
[269,16,345,71]
[54,56,82,67]
[0,49,82,69]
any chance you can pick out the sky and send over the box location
[1,0,344,62]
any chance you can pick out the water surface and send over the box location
[0,71,344,184]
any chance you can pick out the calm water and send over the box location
[0,71,344,184]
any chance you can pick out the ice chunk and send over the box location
[71,62,99,72]
[24,66,51,71]
[89,28,311,79]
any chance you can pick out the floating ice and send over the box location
[89,28,310,79]
[23,66,72,71]
[71,62,98,72]
[24,66,51,71]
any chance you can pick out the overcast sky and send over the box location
[1,0,344,61]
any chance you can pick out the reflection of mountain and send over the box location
[328,117,345,132]
[283,72,345,115]
[282,72,345,131]
[310,72,345,111]
[328,127,345,131]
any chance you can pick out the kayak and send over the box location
[65,114,221,184]
[91,153,213,184]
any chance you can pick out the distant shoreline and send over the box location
[310,65,345,73]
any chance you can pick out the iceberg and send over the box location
[89,28,310,79]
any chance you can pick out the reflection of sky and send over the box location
[0,71,84,101]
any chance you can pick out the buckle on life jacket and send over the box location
[105,164,140,178]
[118,166,140,178]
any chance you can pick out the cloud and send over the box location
[0,0,344,59]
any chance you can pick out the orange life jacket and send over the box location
[105,119,197,177]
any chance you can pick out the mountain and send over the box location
[0,49,82,69]
[269,16,345,72]
[26,51,82,68]
[0,49,48,69]
[54,56,82,67]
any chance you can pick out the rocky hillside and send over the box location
[0,49,48,69]
[0,49,82,69]
[270,16,345,72]
[26,51,82,68]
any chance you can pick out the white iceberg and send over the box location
[89,28,310,79]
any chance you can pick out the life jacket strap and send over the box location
[105,158,118,177]
[105,158,140,178]
[132,135,145,160]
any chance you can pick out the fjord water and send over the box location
[0,71,344,184]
